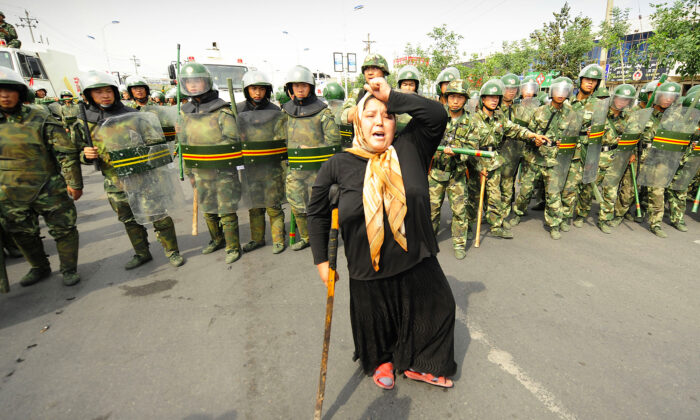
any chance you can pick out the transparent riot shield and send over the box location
[638,105,700,188]
[95,112,184,224]
[547,111,583,194]
[582,98,611,184]
[141,105,178,143]
[501,98,540,178]
[602,108,654,187]
[669,147,700,191]
[237,109,287,208]
[466,97,479,114]
[178,112,242,215]
[327,100,344,126]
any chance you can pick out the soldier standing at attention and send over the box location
[236,70,287,255]
[397,65,421,93]
[566,64,604,230]
[0,66,83,286]
[510,78,574,239]
[178,63,243,263]
[0,12,20,48]
[463,79,548,239]
[283,65,341,251]
[434,67,461,105]
[75,70,184,269]
[428,79,470,259]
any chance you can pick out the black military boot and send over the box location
[14,234,51,287]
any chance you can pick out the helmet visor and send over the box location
[654,91,680,107]
[550,82,572,99]
[181,77,211,96]
[611,95,633,111]
[520,81,538,97]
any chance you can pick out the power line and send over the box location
[16,9,38,43]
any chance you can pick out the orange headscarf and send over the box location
[345,94,408,271]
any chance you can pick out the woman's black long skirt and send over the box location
[349,256,457,377]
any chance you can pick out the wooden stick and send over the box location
[191,188,198,236]
[314,185,340,420]
[475,172,487,248]
[0,230,9,294]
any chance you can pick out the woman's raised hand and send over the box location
[364,77,391,102]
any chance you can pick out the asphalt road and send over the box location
[1,169,698,420]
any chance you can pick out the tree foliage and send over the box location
[647,0,700,80]
[529,2,595,79]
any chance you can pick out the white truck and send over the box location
[168,42,250,103]
[0,45,81,97]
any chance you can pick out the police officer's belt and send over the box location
[182,144,243,169]
[288,146,339,170]
[108,146,173,177]
[601,145,618,152]
[241,140,287,165]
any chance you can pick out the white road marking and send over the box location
[456,307,578,420]
[693,240,700,245]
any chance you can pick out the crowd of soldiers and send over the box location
[0,51,698,289]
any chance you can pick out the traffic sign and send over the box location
[632,70,643,81]
[536,72,545,85]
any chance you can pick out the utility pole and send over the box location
[130,55,141,74]
[362,33,376,54]
[599,0,614,72]
[17,9,39,43]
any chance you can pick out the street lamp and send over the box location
[282,30,301,64]
[101,20,120,75]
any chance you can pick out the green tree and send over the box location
[529,2,595,79]
[490,39,537,75]
[647,0,700,80]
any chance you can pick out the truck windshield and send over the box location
[0,52,13,70]
[203,64,247,90]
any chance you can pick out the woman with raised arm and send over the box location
[308,77,457,390]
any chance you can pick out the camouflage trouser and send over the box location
[286,169,317,214]
[577,151,614,219]
[614,157,644,217]
[513,163,563,228]
[665,188,687,225]
[105,177,179,257]
[561,158,583,220]
[500,163,520,220]
[428,169,468,249]
[484,167,507,229]
[248,206,285,245]
[204,213,239,251]
[0,175,78,273]
[465,161,480,223]
[194,169,241,214]
[646,186,665,229]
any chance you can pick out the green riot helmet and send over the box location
[637,80,659,103]
[165,87,178,100]
[435,67,460,96]
[501,73,520,101]
[686,85,700,97]
[682,91,700,110]
[444,79,469,97]
[80,70,119,106]
[125,74,151,98]
[610,84,635,111]
[150,90,165,102]
[179,62,213,97]
[26,88,35,103]
[0,65,29,103]
[59,90,73,99]
[593,87,610,99]
[578,63,605,93]
[653,81,682,108]
[520,76,539,98]
[397,65,421,92]
[276,88,291,104]
[285,65,315,99]
[361,54,390,76]
[323,82,345,101]
[242,70,273,101]
[550,77,573,100]
[479,79,505,109]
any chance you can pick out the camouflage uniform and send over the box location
[637,109,667,232]
[593,108,630,223]
[0,20,20,48]
[429,112,470,251]
[563,95,594,224]
[0,104,82,283]
[513,102,574,230]
[463,108,535,235]
[73,94,181,268]
[59,101,80,128]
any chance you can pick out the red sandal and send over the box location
[373,362,395,390]
[403,369,453,388]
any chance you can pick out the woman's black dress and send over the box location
[308,90,457,377]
